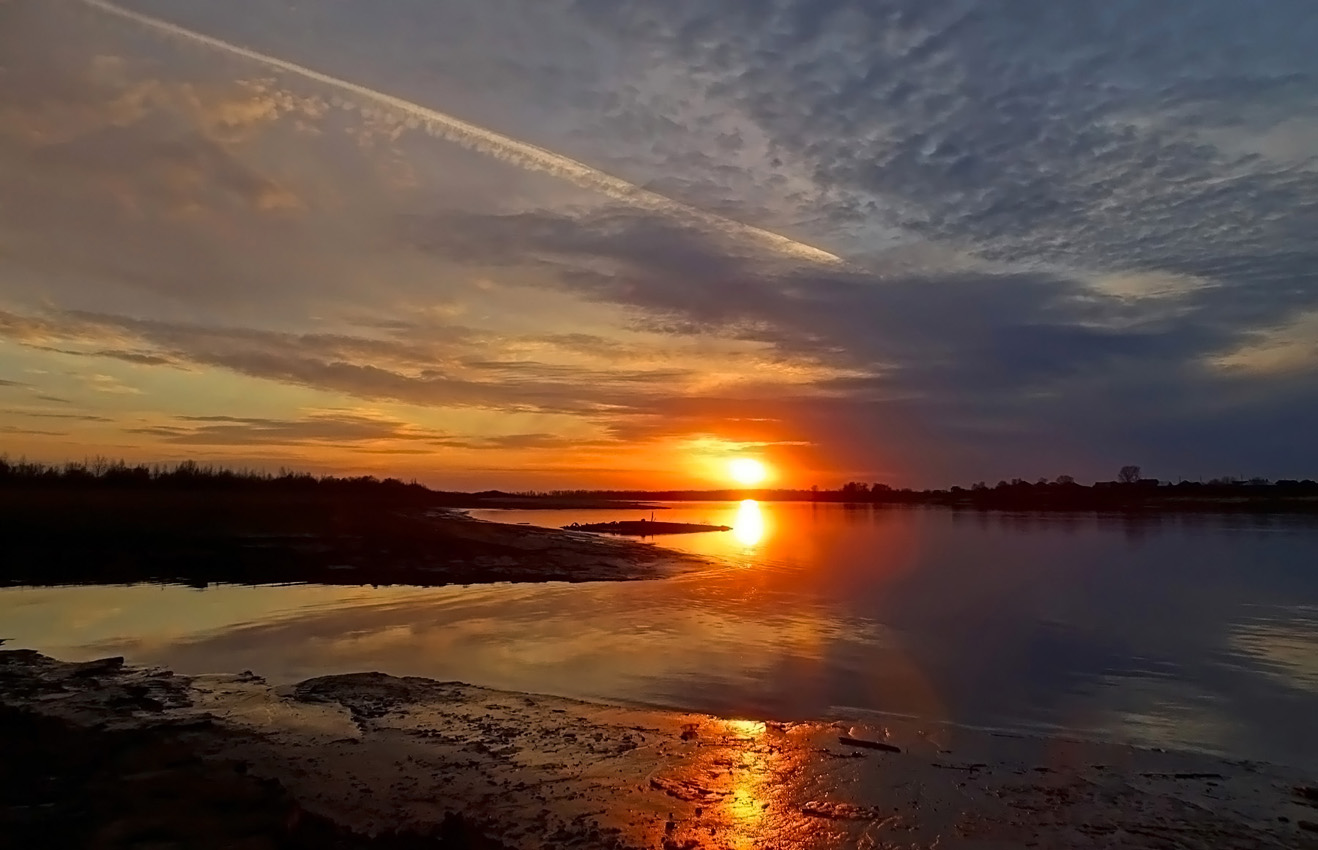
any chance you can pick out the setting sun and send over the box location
[728,457,768,486]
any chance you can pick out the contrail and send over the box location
[78,0,842,265]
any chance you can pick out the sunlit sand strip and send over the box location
[78,0,843,267]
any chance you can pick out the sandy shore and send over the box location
[3,651,1315,849]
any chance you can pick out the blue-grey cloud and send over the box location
[561,0,1318,268]
[398,197,1318,479]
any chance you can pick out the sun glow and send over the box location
[728,457,768,486]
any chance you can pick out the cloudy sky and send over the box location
[1,0,1316,489]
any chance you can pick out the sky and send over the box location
[1,0,1316,489]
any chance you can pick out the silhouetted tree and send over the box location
[840,481,870,499]
[1118,465,1142,484]
[1054,475,1076,486]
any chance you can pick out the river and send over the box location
[2,501,1315,767]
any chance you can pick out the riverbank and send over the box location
[521,482,1318,515]
[0,488,707,588]
[2,651,1314,850]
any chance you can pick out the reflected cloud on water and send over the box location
[1229,610,1318,695]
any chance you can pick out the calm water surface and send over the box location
[3,502,1316,767]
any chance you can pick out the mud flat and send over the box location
[3,651,1315,850]
[565,520,732,536]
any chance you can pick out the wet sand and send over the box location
[3,651,1315,849]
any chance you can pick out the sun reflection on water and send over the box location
[717,719,776,850]
[725,719,766,737]
[647,716,801,850]
[733,499,765,547]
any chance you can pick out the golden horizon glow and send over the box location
[728,457,769,486]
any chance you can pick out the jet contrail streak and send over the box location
[78,0,842,265]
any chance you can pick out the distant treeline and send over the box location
[0,457,459,502]
[523,467,1318,513]
[5,457,1318,513]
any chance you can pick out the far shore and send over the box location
[2,650,1314,849]
[464,495,668,510]
[7,472,1318,589]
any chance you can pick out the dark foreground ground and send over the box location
[0,489,704,588]
[3,651,1316,850]
[0,704,509,850]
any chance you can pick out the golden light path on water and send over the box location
[720,719,773,849]
[77,0,843,267]
[733,499,765,547]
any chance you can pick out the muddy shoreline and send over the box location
[3,651,1314,849]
